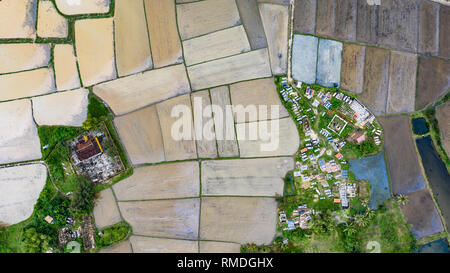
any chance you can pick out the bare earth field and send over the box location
[93,64,190,116]
[0,100,42,164]
[0,44,50,74]
[37,0,68,39]
[0,0,36,39]
[145,0,183,68]
[156,94,197,162]
[187,48,272,90]
[53,44,81,91]
[340,43,365,94]
[386,51,417,114]
[230,78,289,122]
[114,0,152,77]
[359,47,390,116]
[118,199,200,240]
[75,18,116,87]
[191,91,218,158]
[113,162,200,201]
[400,189,444,239]
[418,1,439,55]
[200,197,278,245]
[176,0,241,40]
[259,3,289,75]
[334,0,357,42]
[0,68,55,102]
[315,0,336,38]
[378,116,426,195]
[236,118,300,157]
[416,57,450,110]
[93,188,122,229]
[114,105,165,165]
[210,86,240,157]
[235,0,268,49]
[0,164,47,225]
[31,88,89,127]
[54,0,110,16]
[182,25,251,66]
[201,157,293,197]
[293,0,316,34]
[130,236,198,253]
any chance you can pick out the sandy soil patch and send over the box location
[191,91,218,158]
[119,199,200,240]
[235,0,268,50]
[144,0,183,68]
[0,164,47,225]
[376,0,420,52]
[436,101,450,157]
[114,0,152,77]
[156,94,197,161]
[200,197,277,245]
[113,162,200,201]
[199,241,241,253]
[315,0,336,38]
[340,43,365,94]
[99,240,132,253]
[210,86,239,158]
[32,88,88,126]
[37,0,68,38]
[236,118,299,157]
[259,3,289,76]
[93,188,121,229]
[0,0,36,39]
[416,57,450,110]
[230,78,289,122]
[386,51,417,114]
[292,34,318,84]
[187,48,272,90]
[75,18,116,86]
[53,44,81,91]
[356,0,378,44]
[359,46,389,116]
[316,39,342,87]
[0,67,55,102]
[201,157,293,197]
[54,0,110,15]
[0,44,50,75]
[0,100,42,164]
[378,115,426,195]
[94,64,190,116]
[183,25,251,66]
[401,189,444,239]
[440,5,450,58]
[419,1,439,55]
[114,105,165,165]
[176,0,241,40]
[293,0,316,34]
[130,236,198,253]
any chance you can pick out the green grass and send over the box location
[95,221,131,250]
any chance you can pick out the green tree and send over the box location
[70,177,95,214]
[22,228,52,253]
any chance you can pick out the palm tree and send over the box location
[343,222,357,236]
[396,194,408,206]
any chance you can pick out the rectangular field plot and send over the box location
[176,0,241,40]
[93,64,190,116]
[187,48,272,90]
[316,39,342,87]
[201,157,293,196]
[119,199,200,240]
[183,25,251,66]
[200,197,278,245]
[113,162,200,201]
[292,34,318,84]
[130,236,198,253]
